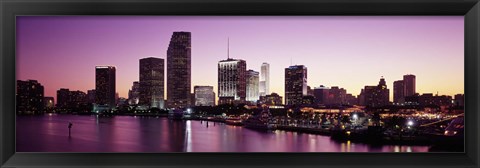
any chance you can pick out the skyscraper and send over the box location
[95,66,116,108]
[285,65,307,106]
[259,62,270,96]
[16,80,44,114]
[218,58,247,105]
[403,74,416,97]
[167,32,191,109]
[393,80,405,104]
[194,86,215,106]
[139,57,165,109]
[246,69,260,103]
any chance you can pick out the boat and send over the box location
[443,116,464,137]
[243,106,276,131]
[225,116,244,126]
[427,116,464,148]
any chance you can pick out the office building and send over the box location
[259,63,270,96]
[454,94,464,106]
[56,88,71,109]
[406,93,453,107]
[328,86,347,105]
[167,32,192,109]
[285,65,307,106]
[246,69,260,102]
[302,95,315,106]
[360,77,390,107]
[95,66,116,108]
[57,89,87,113]
[393,80,405,104]
[259,92,283,106]
[345,94,358,105]
[16,80,44,114]
[403,74,416,97]
[218,58,247,105]
[313,85,330,105]
[194,86,215,106]
[139,57,165,108]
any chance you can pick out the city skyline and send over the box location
[17,16,464,103]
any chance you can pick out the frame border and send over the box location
[1,0,479,167]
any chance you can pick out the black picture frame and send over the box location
[1,0,479,167]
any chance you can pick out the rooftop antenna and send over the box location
[227,37,230,59]
[290,57,292,66]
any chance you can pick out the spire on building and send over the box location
[227,37,230,59]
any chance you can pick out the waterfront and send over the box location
[17,114,432,152]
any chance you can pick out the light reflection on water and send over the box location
[17,114,430,152]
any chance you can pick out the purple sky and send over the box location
[16,16,464,103]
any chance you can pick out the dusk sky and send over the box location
[17,16,464,103]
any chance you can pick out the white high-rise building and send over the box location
[259,63,270,96]
[218,58,247,104]
[246,70,260,102]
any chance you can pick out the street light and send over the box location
[407,120,414,126]
[407,120,414,129]
[351,113,359,128]
[352,114,358,120]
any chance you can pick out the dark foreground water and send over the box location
[17,114,430,152]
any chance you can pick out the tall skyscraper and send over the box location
[393,80,405,104]
[139,57,165,109]
[16,80,44,114]
[95,66,116,108]
[167,32,191,109]
[259,62,270,96]
[194,86,215,106]
[218,58,247,105]
[285,65,307,106]
[246,69,260,103]
[128,81,140,105]
[403,74,416,97]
